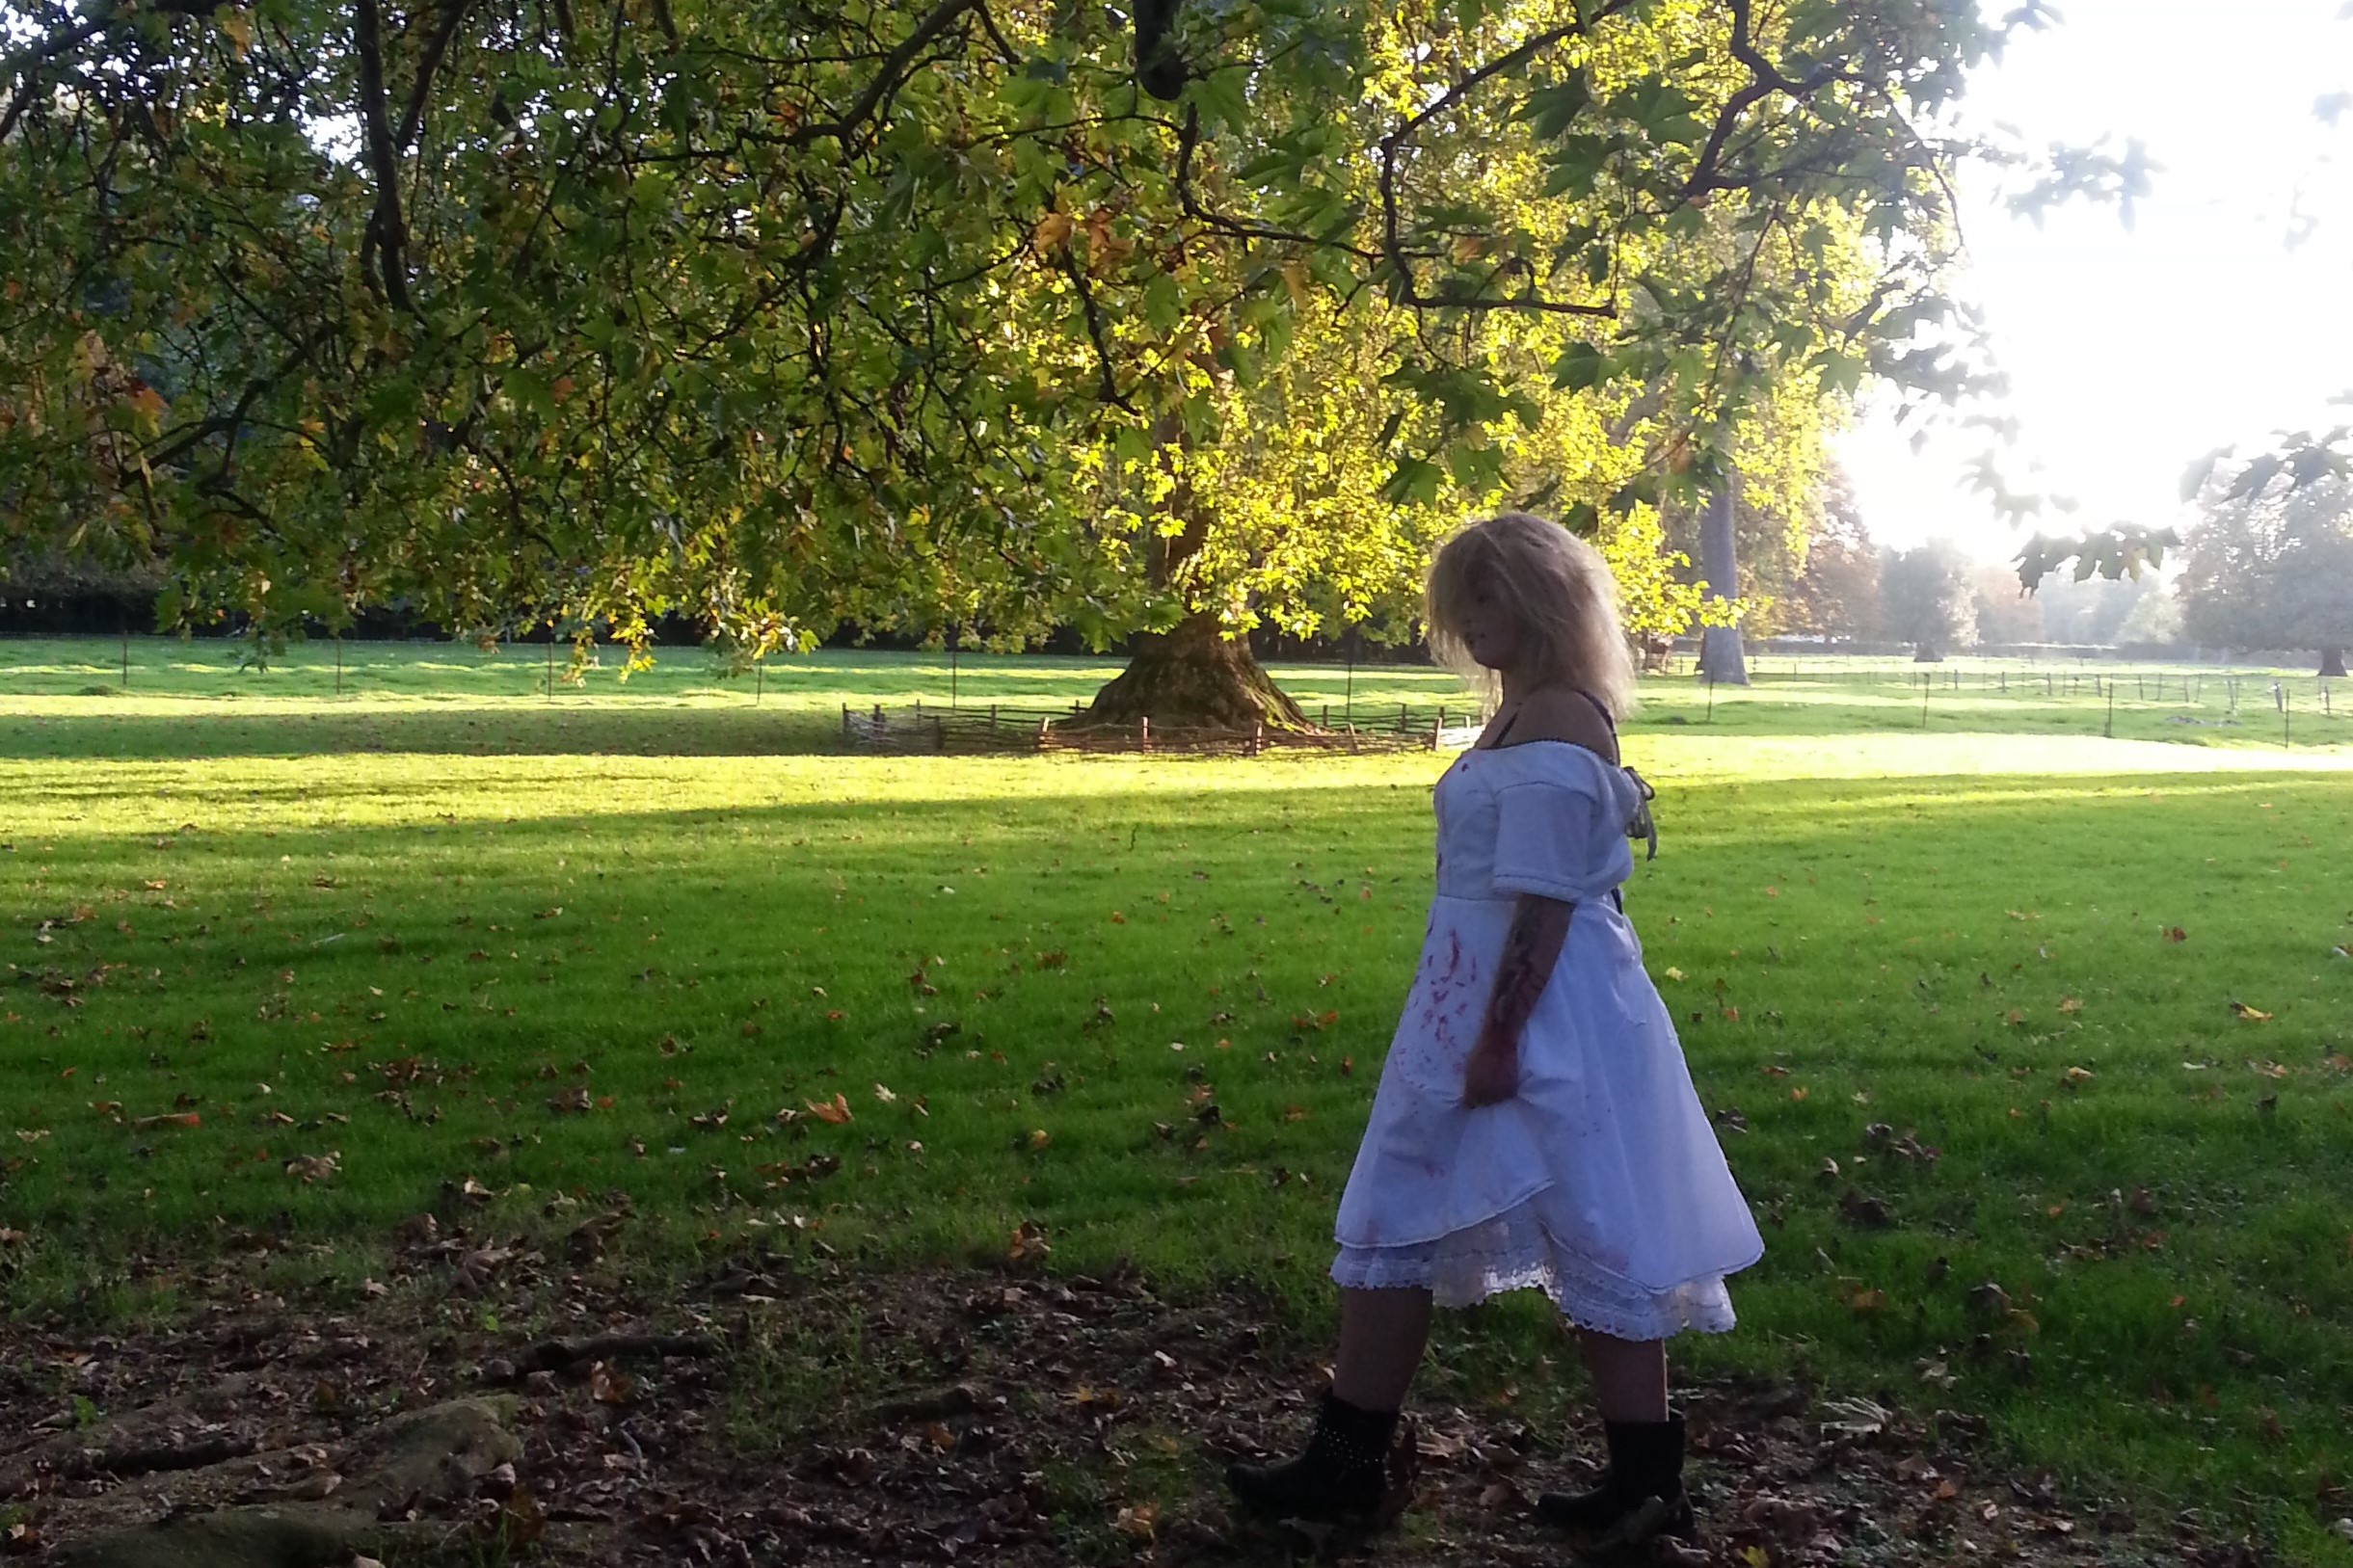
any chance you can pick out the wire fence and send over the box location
[840,699,1487,757]
[837,662,2352,756]
[1669,654,2347,743]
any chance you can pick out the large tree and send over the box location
[2180,470,2353,678]
[1969,561,2043,646]
[2,0,2151,723]
[1880,540,1974,661]
[1773,466,1878,638]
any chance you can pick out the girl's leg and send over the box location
[1536,1331,1688,1539]
[1332,1287,1434,1409]
[1576,1330,1668,1422]
[1227,1287,1431,1519]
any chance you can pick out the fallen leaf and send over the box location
[589,1362,633,1405]
[284,1151,340,1183]
[1839,1189,1892,1229]
[805,1093,853,1125]
[2058,997,2083,1015]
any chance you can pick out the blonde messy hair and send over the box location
[1424,511,1640,719]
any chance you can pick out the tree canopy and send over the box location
[2,0,2146,675]
[2180,469,2353,677]
[1879,538,1972,660]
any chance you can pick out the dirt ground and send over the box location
[0,1211,2266,1566]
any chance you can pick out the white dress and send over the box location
[1330,741,1764,1341]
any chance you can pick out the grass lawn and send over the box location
[4,638,2352,1561]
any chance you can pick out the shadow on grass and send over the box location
[5,764,2351,1545]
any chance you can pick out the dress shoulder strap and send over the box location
[1576,689,1618,762]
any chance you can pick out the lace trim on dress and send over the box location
[1328,1196,1739,1342]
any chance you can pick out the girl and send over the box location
[1227,512,1763,1546]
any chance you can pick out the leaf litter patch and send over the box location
[0,1224,2270,1567]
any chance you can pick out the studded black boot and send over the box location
[1535,1412,1697,1544]
[1226,1391,1398,1522]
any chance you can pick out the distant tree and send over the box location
[1970,563,2045,646]
[2180,472,2353,677]
[2032,573,2161,646]
[2113,581,2182,645]
[1880,542,1976,662]
[1775,469,1880,638]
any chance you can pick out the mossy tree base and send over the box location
[1075,614,1311,733]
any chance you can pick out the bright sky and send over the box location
[1835,0,2353,563]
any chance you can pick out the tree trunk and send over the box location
[1914,642,1943,663]
[2319,646,2346,678]
[1076,610,1310,731]
[1075,410,1310,733]
[1694,479,1749,685]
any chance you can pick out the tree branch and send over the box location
[0,16,106,87]
[1,17,106,141]
[1059,252,1136,412]
[1680,0,1854,199]
[352,0,413,309]
[1172,105,1381,261]
[787,0,977,149]
[394,0,475,151]
[1375,19,1623,317]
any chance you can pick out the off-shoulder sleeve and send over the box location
[1490,772,1633,902]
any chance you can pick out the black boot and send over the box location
[1226,1391,1398,1522]
[1535,1412,1696,1544]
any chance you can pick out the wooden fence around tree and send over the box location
[840,700,1487,757]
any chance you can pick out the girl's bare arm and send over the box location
[1463,894,1572,1106]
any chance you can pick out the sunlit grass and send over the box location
[3,642,2351,1559]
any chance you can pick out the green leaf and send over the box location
[1541,135,1613,198]
[1141,274,1184,334]
[1551,343,1611,390]
[1381,456,1445,509]
[1518,75,1593,140]
[1189,67,1251,135]
[1446,442,1505,494]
